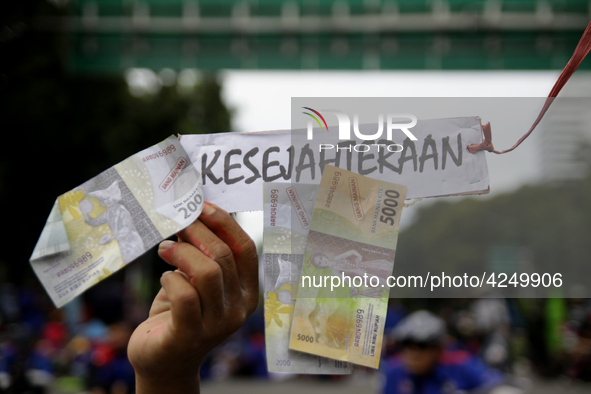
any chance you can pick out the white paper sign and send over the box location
[180,117,489,213]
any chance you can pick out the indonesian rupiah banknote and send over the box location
[263,182,352,374]
[30,136,203,308]
[289,165,406,369]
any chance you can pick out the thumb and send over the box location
[159,271,202,336]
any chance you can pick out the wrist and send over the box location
[135,370,200,394]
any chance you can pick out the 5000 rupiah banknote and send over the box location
[289,165,406,369]
[263,182,352,374]
[30,136,203,308]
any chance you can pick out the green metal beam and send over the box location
[66,31,590,73]
[47,0,591,72]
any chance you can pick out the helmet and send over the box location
[392,310,446,346]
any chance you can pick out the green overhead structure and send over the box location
[34,0,591,72]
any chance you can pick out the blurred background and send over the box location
[2,0,591,393]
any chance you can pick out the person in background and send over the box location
[89,322,135,394]
[127,202,259,394]
[382,311,504,394]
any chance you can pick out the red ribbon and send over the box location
[468,21,591,155]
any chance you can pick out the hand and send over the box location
[128,202,259,394]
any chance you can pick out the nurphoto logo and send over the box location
[303,107,419,153]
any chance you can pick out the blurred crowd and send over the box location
[1,280,591,394]
[0,282,137,394]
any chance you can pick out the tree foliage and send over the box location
[397,173,591,293]
[0,1,232,283]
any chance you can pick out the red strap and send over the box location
[468,21,591,155]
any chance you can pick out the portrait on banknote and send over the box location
[30,136,204,308]
[305,230,396,298]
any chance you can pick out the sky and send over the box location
[220,70,564,243]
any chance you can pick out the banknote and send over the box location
[263,183,352,374]
[289,165,406,369]
[30,136,203,308]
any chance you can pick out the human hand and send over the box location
[128,202,259,394]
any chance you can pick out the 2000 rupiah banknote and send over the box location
[30,136,203,308]
[289,165,406,369]
[263,182,352,374]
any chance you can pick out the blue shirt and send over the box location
[382,350,503,394]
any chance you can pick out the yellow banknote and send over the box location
[289,165,406,369]
[30,136,203,307]
[263,182,352,374]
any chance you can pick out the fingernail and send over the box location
[202,202,215,216]
[161,270,173,277]
[159,240,176,250]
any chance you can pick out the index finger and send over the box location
[195,202,258,292]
